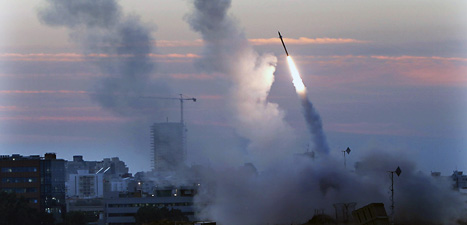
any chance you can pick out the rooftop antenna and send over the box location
[341,147,351,169]
[387,166,402,225]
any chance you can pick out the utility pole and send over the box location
[387,166,401,225]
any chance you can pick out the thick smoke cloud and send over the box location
[186,0,297,168]
[300,94,330,154]
[195,149,466,225]
[38,0,169,117]
[355,151,467,225]
[185,1,466,225]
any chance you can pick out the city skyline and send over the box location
[0,0,466,174]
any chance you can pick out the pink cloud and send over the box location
[327,122,424,136]
[370,55,467,62]
[154,37,366,47]
[249,37,367,45]
[0,115,127,123]
[0,106,21,111]
[295,55,467,87]
[0,53,201,62]
[369,55,467,86]
[0,90,88,94]
[198,95,224,100]
[190,120,231,127]
[169,73,217,80]
[0,134,98,143]
[0,105,101,113]
[156,40,203,47]
[148,53,200,58]
[0,53,86,62]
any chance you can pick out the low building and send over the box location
[105,186,196,224]
[0,153,66,222]
[105,196,194,224]
[67,198,105,225]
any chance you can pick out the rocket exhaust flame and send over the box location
[286,56,306,94]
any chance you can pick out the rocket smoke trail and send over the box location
[300,94,329,154]
[286,55,329,154]
[186,0,297,168]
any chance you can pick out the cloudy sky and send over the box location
[0,0,466,174]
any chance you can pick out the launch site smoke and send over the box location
[186,0,466,224]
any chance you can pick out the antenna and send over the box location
[387,166,401,225]
[341,147,351,169]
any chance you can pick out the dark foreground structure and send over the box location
[352,203,390,225]
[0,153,66,222]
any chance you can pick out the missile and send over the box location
[278,31,289,56]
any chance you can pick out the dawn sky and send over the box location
[1,0,466,174]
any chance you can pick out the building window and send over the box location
[2,177,37,183]
[1,167,37,173]
[1,187,37,193]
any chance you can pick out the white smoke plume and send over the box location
[185,1,467,225]
[185,0,297,168]
[38,0,170,117]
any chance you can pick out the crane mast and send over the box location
[140,94,196,124]
[178,94,196,125]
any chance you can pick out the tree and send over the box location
[135,206,188,225]
[64,211,88,225]
[0,191,54,225]
[302,214,336,225]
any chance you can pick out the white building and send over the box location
[67,170,104,198]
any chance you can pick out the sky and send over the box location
[0,0,466,174]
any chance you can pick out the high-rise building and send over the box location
[151,122,186,172]
[0,153,66,221]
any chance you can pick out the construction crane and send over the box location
[140,94,196,124]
